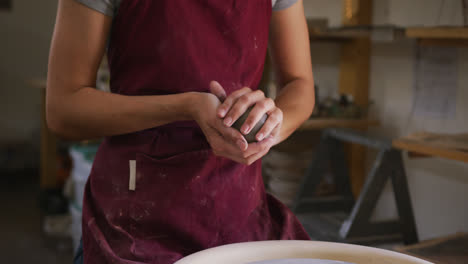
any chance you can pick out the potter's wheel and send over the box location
[175,240,434,264]
[248,259,354,264]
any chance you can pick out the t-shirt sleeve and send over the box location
[73,0,116,17]
[273,0,299,11]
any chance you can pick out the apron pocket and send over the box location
[128,149,216,225]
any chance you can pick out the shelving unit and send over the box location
[303,0,376,197]
[398,27,468,160]
[296,0,419,246]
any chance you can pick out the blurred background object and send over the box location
[0,0,11,10]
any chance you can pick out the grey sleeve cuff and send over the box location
[273,0,299,11]
[73,0,115,17]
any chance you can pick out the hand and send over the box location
[210,81,283,143]
[192,92,257,164]
[209,81,283,165]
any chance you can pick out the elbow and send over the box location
[46,99,72,138]
[46,102,64,136]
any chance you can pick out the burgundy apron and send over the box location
[82,0,310,263]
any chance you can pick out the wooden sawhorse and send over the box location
[293,128,419,245]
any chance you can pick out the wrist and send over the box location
[183,92,203,122]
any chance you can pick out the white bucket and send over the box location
[69,203,82,252]
[70,149,93,207]
[175,241,433,264]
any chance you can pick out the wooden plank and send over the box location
[309,28,354,41]
[402,132,468,151]
[338,38,371,106]
[342,0,372,26]
[40,87,58,189]
[393,139,468,164]
[30,78,60,188]
[339,0,372,197]
[299,119,379,131]
[406,27,468,39]
[309,27,372,40]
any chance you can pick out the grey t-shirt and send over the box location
[76,0,299,17]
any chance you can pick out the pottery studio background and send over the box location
[1,0,467,263]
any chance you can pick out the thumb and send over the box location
[210,81,227,102]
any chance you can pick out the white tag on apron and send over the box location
[129,160,136,191]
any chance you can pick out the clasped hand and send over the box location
[194,81,283,165]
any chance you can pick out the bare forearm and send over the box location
[46,87,198,140]
[274,78,315,143]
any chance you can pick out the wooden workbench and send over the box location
[393,132,468,163]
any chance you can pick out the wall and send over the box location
[304,0,468,241]
[0,0,57,145]
[303,0,343,27]
[304,0,343,99]
[369,41,468,241]
[373,0,464,27]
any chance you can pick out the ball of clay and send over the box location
[232,106,268,143]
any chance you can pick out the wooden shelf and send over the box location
[309,27,353,41]
[309,25,468,43]
[406,27,468,39]
[309,25,404,42]
[393,132,468,163]
[299,118,380,131]
[308,27,371,40]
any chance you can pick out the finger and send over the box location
[269,124,281,139]
[216,143,245,160]
[211,144,246,164]
[241,136,274,158]
[224,89,265,128]
[245,137,275,165]
[241,97,274,135]
[246,149,268,166]
[208,128,248,161]
[215,140,250,164]
[214,117,248,150]
[217,87,251,118]
[209,81,227,102]
[255,108,283,141]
